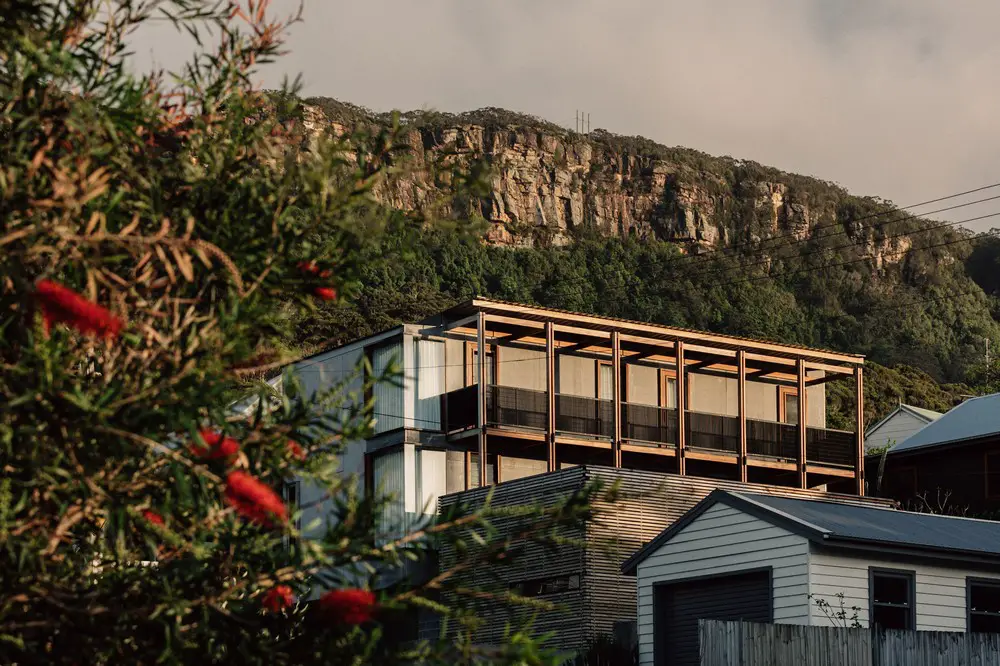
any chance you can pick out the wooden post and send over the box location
[612,331,622,468]
[797,358,807,489]
[676,341,686,476]
[737,350,747,483]
[546,321,557,472]
[477,311,488,487]
[855,366,865,496]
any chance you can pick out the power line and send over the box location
[663,181,1000,270]
[684,193,1000,281]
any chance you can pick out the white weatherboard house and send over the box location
[622,490,1000,666]
[863,403,943,453]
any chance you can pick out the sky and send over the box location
[131,0,1000,231]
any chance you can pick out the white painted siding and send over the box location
[807,548,1000,631]
[865,411,928,452]
[635,503,811,665]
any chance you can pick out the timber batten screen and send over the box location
[436,298,866,494]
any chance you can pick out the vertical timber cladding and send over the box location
[436,465,895,653]
[436,467,590,651]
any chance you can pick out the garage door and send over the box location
[654,569,772,666]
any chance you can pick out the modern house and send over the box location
[623,489,1000,666]
[435,466,894,652]
[863,403,943,453]
[867,392,1000,515]
[272,297,868,532]
[252,298,876,648]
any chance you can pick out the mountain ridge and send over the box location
[275,94,1000,425]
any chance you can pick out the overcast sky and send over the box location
[133,1,1000,231]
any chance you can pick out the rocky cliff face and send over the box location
[294,98,928,264]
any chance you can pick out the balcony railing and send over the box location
[444,385,478,432]
[747,418,798,460]
[807,427,855,468]
[686,411,740,454]
[556,393,614,438]
[443,385,856,471]
[622,403,678,447]
[487,385,547,431]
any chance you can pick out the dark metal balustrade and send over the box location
[686,411,740,454]
[622,403,678,447]
[747,418,799,460]
[444,385,478,432]
[806,427,855,467]
[556,394,614,438]
[486,385,547,430]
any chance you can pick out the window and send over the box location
[870,568,915,630]
[778,387,799,425]
[467,343,496,387]
[660,368,678,409]
[968,579,1000,633]
[987,453,1000,499]
[597,361,614,401]
[511,574,581,598]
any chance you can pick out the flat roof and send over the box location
[445,298,864,365]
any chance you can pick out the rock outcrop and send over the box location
[291,98,949,268]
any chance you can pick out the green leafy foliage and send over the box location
[0,2,600,664]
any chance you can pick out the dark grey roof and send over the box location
[888,392,1000,454]
[622,489,1000,575]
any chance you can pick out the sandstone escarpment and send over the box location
[292,97,950,268]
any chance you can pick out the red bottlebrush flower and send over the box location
[224,471,287,527]
[296,260,320,275]
[191,428,240,460]
[262,585,295,613]
[319,588,376,625]
[142,510,164,526]
[34,280,124,340]
[286,439,306,461]
[318,269,332,279]
[312,286,337,301]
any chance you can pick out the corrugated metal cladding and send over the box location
[436,465,894,654]
[657,572,771,666]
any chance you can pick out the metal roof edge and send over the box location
[466,297,865,364]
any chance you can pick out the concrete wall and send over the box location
[498,346,546,390]
[558,355,596,398]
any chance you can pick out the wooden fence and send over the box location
[699,620,1000,666]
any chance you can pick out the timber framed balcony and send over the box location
[444,385,858,474]
[433,298,866,493]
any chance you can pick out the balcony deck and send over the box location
[445,384,856,479]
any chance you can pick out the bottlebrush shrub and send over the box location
[0,1,598,664]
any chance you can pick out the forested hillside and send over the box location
[272,95,1000,427]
